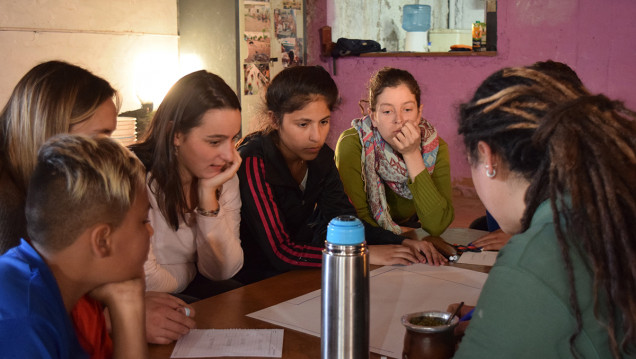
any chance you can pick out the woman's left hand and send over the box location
[392,122,421,155]
[198,150,242,211]
[199,150,242,193]
[401,239,448,266]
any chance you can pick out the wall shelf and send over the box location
[359,51,497,58]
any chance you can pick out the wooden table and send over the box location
[149,239,490,359]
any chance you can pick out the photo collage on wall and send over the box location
[244,0,270,96]
[274,7,303,68]
[243,0,303,96]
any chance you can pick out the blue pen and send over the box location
[460,308,474,322]
[466,242,483,252]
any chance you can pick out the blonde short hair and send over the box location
[25,135,145,251]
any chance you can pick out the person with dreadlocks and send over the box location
[451,60,636,358]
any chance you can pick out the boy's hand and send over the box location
[90,278,145,309]
[91,278,148,358]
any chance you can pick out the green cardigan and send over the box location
[334,127,454,236]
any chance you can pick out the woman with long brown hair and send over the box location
[129,70,243,343]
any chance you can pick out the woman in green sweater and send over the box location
[335,67,453,236]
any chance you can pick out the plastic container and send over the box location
[472,21,486,51]
[429,29,472,52]
[402,5,431,52]
[402,4,431,32]
[321,215,369,359]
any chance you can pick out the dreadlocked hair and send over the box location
[458,62,636,358]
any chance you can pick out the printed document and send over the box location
[171,329,283,358]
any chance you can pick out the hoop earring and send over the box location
[485,165,496,178]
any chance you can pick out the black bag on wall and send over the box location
[331,38,385,58]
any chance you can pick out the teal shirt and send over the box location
[455,200,629,359]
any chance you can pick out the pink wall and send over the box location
[306,0,636,188]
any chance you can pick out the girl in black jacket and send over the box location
[234,66,445,284]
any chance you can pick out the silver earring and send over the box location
[485,165,496,178]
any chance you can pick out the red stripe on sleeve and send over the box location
[245,157,322,266]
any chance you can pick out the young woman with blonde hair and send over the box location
[0,60,120,358]
[0,60,118,253]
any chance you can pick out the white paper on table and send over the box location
[170,329,283,358]
[248,264,488,358]
[456,251,499,266]
[412,227,489,246]
[441,227,489,246]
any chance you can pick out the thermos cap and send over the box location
[327,215,365,245]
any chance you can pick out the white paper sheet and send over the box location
[171,329,284,358]
[248,264,488,358]
[413,227,489,246]
[440,227,489,246]
[456,251,499,266]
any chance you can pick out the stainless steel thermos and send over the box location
[321,215,370,359]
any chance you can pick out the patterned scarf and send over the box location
[352,115,439,234]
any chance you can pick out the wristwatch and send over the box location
[195,206,220,217]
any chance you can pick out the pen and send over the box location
[466,242,483,252]
[447,301,464,324]
[431,238,459,262]
[459,308,474,322]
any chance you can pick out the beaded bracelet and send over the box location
[195,206,220,217]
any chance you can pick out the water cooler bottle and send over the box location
[402,4,431,52]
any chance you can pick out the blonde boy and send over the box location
[0,135,151,358]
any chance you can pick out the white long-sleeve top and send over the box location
[143,173,244,293]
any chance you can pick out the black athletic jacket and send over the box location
[234,132,404,284]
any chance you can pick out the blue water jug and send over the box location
[403,5,431,51]
[402,4,431,32]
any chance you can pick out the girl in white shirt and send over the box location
[130,70,243,298]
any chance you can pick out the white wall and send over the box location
[328,0,487,52]
[179,0,238,93]
[329,0,447,52]
[0,0,179,112]
[449,0,486,29]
